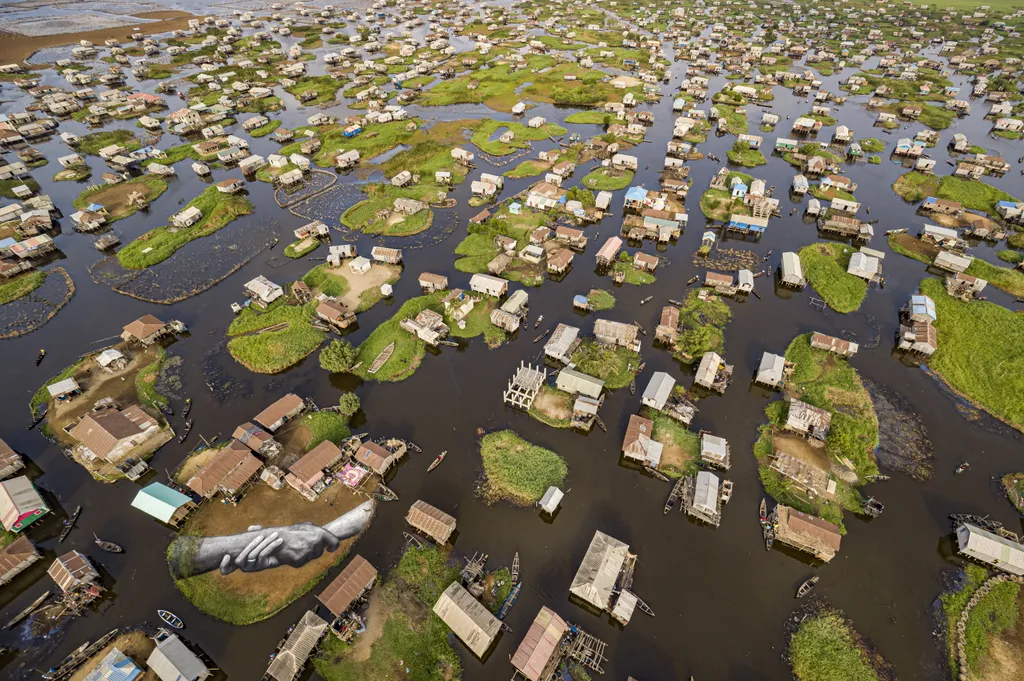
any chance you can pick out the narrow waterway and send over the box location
[1,4,1022,681]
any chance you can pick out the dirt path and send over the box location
[327,264,398,311]
[532,387,572,421]
[68,631,158,681]
[349,590,386,662]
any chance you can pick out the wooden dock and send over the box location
[567,627,608,674]
[42,628,119,681]
[367,342,395,375]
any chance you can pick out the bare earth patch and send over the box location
[349,589,386,662]
[892,233,940,260]
[329,264,400,311]
[659,443,693,472]
[532,388,572,422]
[48,344,161,442]
[772,432,831,470]
[975,594,1024,681]
[69,631,158,681]
[0,11,201,65]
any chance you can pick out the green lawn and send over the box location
[674,288,732,363]
[479,430,568,505]
[564,111,612,125]
[572,339,640,389]
[936,176,1020,218]
[965,259,1024,297]
[248,119,281,138]
[379,140,467,185]
[134,346,168,410]
[799,243,868,313]
[117,186,253,269]
[469,118,567,156]
[921,277,1024,432]
[503,159,550,179]
[284,238,320,258]
[300,411,351,452]
[351,294,439,382]
[302,264,349,297]
[314,546,462,681]
[340,184,441,237]
[789,611,881,681]
[726,145,767,167]
[286,120,421,168]
[892,171,939,202]
[582,168,634,190]
[227,301,326,374]
[0,178,40,199]
[784,333,879,479]
[588,289,616,311]
[0,270,46,305]
[612,252,656,285]
[77,129,141,156]
[859,138,885,153]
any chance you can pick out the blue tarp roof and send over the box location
[625,186,647,201]
[87,203,104,212]
[83,648,141,681]
[997,201,1018,208]
[910,295,937,319]
[573,295,589,305]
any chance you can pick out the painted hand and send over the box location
[219,522,341,574]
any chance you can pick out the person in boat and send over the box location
[168,501,373,578]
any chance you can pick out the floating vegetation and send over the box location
[153,355,185,406]
[864,379,933,481]
[90,219,278,304]
[0,268,74,339]
[201,340,255,403]
[694,247,761,272]
[274,168,337,208]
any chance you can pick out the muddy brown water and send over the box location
[2,9,1024,681]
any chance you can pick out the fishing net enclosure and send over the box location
[0,268,74,339]
[90,219,279,304]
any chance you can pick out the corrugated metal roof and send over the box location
[693,471,720,514]
[265,611,328,681]
[147,634,209,681]
[433,582,501,657]
[0,476,46,528]
[406,500,456,543]
[318,555,378,617]
[539,487,563,514]
[511,606,568,681]
[641,372,675,408]
[555,368,604,399]
[958,524,1024,575]
[131,483,191,523]
[569,531,628,611]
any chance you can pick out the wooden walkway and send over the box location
[367,342,395,375]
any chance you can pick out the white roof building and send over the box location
[641,371,675,411]
[432,582,502,657]
[244,275,284,304]
[957,523,1024,576]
